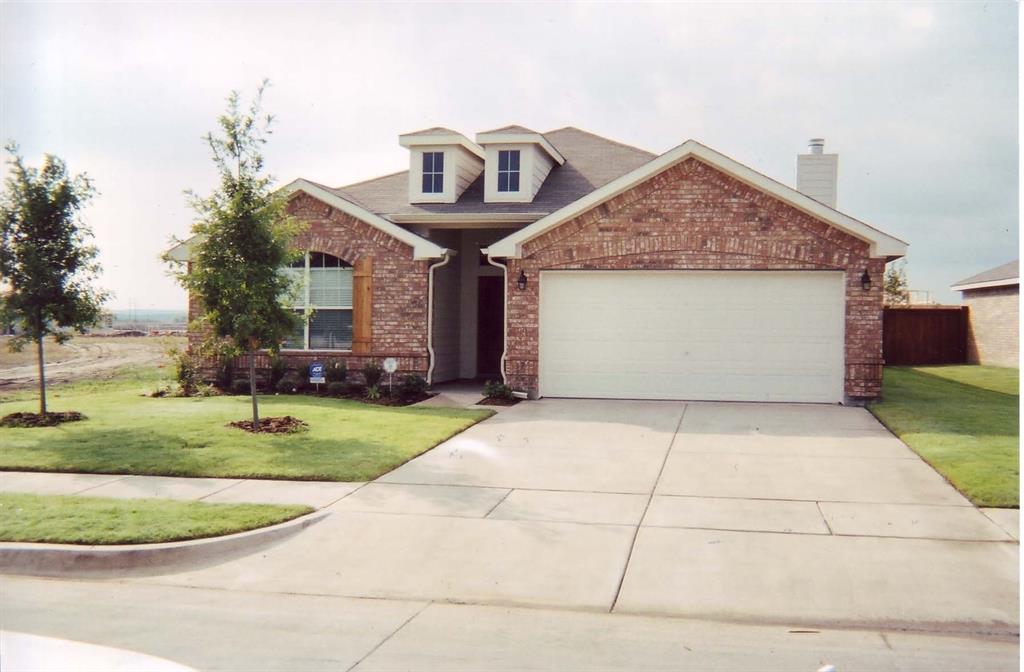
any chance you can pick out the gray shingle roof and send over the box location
[400,126,462,136]
[953,260,1019,288]
[478,124,541,135]
[329,127,656,218]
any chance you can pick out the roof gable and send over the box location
[486,139,907,259]
[951,259,1019,291]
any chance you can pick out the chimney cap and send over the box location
[808,138,825,154]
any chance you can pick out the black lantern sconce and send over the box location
[860,270,872,291]
[516,270,528,291]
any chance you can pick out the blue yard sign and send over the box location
[309,362,326,385]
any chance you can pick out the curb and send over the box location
[0,509,329,578]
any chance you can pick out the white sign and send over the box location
[382,357,398,374]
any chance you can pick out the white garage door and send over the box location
[539,271,846,403]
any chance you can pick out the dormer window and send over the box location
[422,152,444,193]
[497,150,521,192]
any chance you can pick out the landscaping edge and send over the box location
[0,509,329,578]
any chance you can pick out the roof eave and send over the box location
[487,140,908,259]
[951,277,1020,292]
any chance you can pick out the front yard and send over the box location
[0,370,491,481]
[869,365,1019,508]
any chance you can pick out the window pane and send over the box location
[498,150,509,171]
[422,152,433,172]
[309,267,352,306]
[498,172,509,192]
[279,267,305,305]
[309,309,352,350]
[434,152,443,170]
[509,172,520,192]
[282,310,305,349]
[422,173,433,192]
[433,174,443,192]
[509,150,520,170]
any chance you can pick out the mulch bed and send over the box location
[477,397,521,406]
[1,411,87,428]
[227,415,308,434]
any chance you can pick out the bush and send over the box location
[231,379,251,395]
[268,356,288,392]
[326,360,347,384]
[168,347,198,395]
[362,360,383,388]
[483,380,514,400]
[275,377,296,394]
[399,374,428,398]
[327,381,348,396]
[365,384,381,401]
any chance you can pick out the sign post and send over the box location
[309,361,325,392]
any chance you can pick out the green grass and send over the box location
[0,369,492,481]
[869,365,1019,508]
[0,492,313,544]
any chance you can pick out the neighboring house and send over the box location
[167,129,907,403]
[951,260,1019,367]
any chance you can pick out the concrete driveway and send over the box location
[142,399,1019,634]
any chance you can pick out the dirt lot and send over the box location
[0,335,185,391]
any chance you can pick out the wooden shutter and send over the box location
[352,256,373,354]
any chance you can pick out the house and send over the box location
[951,260,1019,367]
[167,129,908,404]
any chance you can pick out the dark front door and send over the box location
[477,276,504,378]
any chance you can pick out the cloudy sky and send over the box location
[2,1,1017,309]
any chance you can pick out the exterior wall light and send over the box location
[517,270,528,291]
[861,270,872,291]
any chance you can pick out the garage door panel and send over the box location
[539,271,845,403]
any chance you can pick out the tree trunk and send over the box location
[36,333,47,416]
[249,350,259,430]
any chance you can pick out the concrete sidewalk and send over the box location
[0,472,363,509]
[3,575,1017,672]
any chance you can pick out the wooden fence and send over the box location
[883,306,968,366]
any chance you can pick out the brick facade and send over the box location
[964,285,1019,367]
[502,158,885,401]
[188,192,432,384]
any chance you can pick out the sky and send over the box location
[1,1,1018,309]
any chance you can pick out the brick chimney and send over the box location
[797,138,838,209]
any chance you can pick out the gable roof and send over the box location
[331,127,656,221]
[486,139,908,259]
[951,259,1019,292]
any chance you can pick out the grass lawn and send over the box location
[869,365,1019,508]
[0,493,312,544]
[0,368,492,481]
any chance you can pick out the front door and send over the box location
[477,276,504,378]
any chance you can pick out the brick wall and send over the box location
[503,158,885,400]
[964,285,1019,367]
[187,192,432,383]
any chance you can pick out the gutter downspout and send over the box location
[425,249,454,385]
[484,250,509,386]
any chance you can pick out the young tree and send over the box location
[884,260,910,306]
[177,81,304,430]
[0,144,107,416]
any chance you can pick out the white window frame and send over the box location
[497,149,521,193]
[282,252,354,351]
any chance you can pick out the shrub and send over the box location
[327,381,348,396]
[365,384,381,401]
[231,379,251,395]
[483,380,514,400]
[168,347,198,395]
[362,360,383,388]
[268,356,288,392]
[399,374,428,398]
[326,360,347,384]
[193,383,217,397]
[215,357,234,391]
[275,377,295,394]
